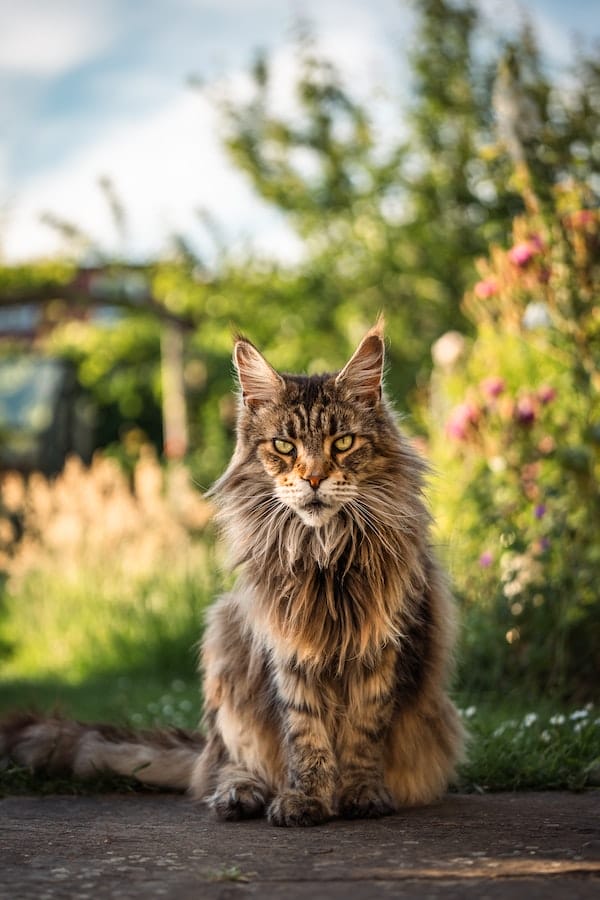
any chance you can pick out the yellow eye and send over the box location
[273,438,295,455]
[333,434,354,452]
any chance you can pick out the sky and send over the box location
[1,0,599,265]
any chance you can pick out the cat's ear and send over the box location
[335,320,385,405]
[234,338,284,407]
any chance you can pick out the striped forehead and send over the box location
[279,376,343,442]
[280,405,339,439]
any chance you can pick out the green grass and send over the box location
[0,562,218,684]
[0,673,203,798]
[0,553,598,798]
[457,701,600,792]
[1,673,598,796]
[0,673,201,726]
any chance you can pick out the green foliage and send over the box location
[0,452,217,679]
[47,312,164,448]
[457,703,600,792]
[1,675,598,793]
[0,261,75,299]
[2,0,600,712]
[427,187,600,699]
[0,566,213,682]
[214,0,600,400]
[5,1,600,488]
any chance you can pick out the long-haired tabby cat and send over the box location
[1,322,465,826]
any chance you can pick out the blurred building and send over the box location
[0,265,187,475]
[0,301,96,475]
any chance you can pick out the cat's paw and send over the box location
[209,781,266,821]
[338,783,396,820]
[267,790,332,827]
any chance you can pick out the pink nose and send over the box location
[306,474,326,490]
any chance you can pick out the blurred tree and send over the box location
[3,0,599,485]
[216,0,600,405]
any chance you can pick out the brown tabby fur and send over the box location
[0,322,465,826]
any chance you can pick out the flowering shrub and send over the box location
[428,187,600,699]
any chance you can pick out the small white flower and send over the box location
[495,718,518,737]
[465,706,477,719]
[523,301,551,329]
[540,730,551,743]
[431,331,466,369]
[550,714,565,726]
[570,709,589,721]
[523,713,538,728]
[488,456,507,473]
[574,722,586,734]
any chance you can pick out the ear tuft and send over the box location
[234,339,284,407]
[335,321,385,405]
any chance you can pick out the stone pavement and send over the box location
[1,791,599,899]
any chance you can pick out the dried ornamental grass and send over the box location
[0,450,213,583]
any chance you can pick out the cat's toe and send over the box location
[267,791,332,827]
[339,783,396,820]
[210,782,266,821]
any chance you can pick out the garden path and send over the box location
[1,791,599,899]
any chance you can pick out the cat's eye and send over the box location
[333,434,354,453]
[273,438,295,455]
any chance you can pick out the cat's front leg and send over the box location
[268,666,336,827]
[336,662,397,819]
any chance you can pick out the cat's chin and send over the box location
[295,503,339,528]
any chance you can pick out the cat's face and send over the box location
[254,385,378,527]
[234,323,390,528]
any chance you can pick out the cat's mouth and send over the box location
[297,496,338,527]
[306,497,327,509]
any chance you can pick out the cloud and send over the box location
[477,0,582,65]
[4,0,593,265]
[0,0,113,76]
[2,87,304,264]
[2,5,395,265]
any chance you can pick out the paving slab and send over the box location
[1,791,599,899]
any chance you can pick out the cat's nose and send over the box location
[304,473,327,491]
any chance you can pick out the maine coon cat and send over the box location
[1,322,465,826]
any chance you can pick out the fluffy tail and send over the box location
[0,712,204,790]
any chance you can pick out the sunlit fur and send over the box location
[192,323,465,824]
[0,323,465,826]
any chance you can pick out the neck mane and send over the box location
[211,442,431,672]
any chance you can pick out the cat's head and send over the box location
[231,321,400,528]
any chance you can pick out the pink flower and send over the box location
[529,234,544,251]
[538,384,557,404]
[508,236,542,267]
[474,278,499,299]
[446,402,480,440]
[479,551,493,568]
[515,396,536,425]
[481,376,505,399]
[533,537,551,555]
[565,210,596,229]
[538,435,555,454]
